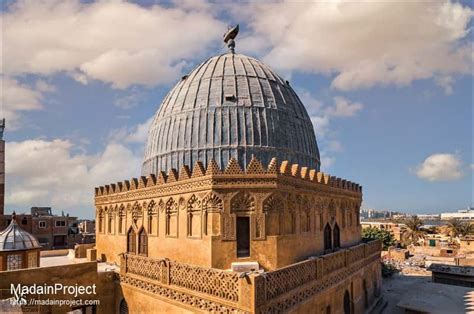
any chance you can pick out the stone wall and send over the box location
[117,239,382,313]
[0,261,115,313]
[95,157,363,270]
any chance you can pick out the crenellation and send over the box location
[267,157,278,174]
[206,159,221,175]
[130,178,139,190]
[146,174,156,187]
[224,157,244,174]
[246,156,265,174]
[300,166,309,179]
[279,160,291,175]
[178,165,191,180]
[138,176,147,188]
[309,169,317,181]
[290,164,300,177]
[94,157,363,197]
[157,171,167,184]
[191,161,205,178]
[123,180,130,192]
[167,169,179,182]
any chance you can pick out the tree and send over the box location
[362,227,396,250]
[446,219,474,237]
[460,223,474,236]
[404,215,425,244]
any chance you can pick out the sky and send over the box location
[0,0,472,219]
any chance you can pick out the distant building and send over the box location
[361,208,399,220]
[440,207,474,220]
[0,207,92,250]
[361,221,407,242]
[417,214,440,220]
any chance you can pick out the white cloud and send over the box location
[0,77,50,129]
[5,138,141,217]
[327,140,343,153]
[239,1,472,91]
[324,96,363,118]
[414,153,464,182]
[2,0,225,89]
[320,154,335,170]
[435,76,454,95]
[108,117,153,144]
[114,87,146,110]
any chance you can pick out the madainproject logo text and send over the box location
[11,283,97,303]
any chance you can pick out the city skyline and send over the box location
[1,0,472,218]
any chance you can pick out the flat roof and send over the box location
[397,282,473,314]
[40,255,89,267]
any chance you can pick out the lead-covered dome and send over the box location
[0,215,40,251]
[142,52,320,175]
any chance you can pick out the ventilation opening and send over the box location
[119,299,128,314]
[225,94,235,101]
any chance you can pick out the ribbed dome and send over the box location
[0,217,40,251]
[142,52,320,175]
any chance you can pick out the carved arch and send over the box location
[231,192,255,213]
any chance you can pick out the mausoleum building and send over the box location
[95,28,382,314]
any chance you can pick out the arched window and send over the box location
[363,280,368,308]
[341,208,346,228]
[118,209,124,234]
[343,290,351,314]
[108,213,114,234]
[138,228,148,256]
[127,228,136,254]
[301,209,310,233]
[98,210,104,233]
[333,223,341,248]
[119,299,129,314]
[324,223,332,250]
[319,212,324,231]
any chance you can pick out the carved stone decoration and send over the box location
[166,198,179,237]
[118,205,125,217]
[231,193,255,213]
[254,212,265,240]
[147,200,157,216]
[130,202,143,224]
[263,195,284,213]
[187,194,202,238]
[157,199,165,213]
[328,200,336,221]
[202,193,223,213]
[221,213,236,240]
[178,197,186,211]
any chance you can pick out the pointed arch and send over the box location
[333,223,341,249]
[324,223,332,250]
[343,290,351,314]
[138,227,148,256]
[127,227,136,254]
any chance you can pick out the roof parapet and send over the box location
[95,157,362,196]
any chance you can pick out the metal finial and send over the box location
[223,24,239,53]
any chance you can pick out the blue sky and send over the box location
[1,0,472,218]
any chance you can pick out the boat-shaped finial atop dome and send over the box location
[223,24,239,53]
